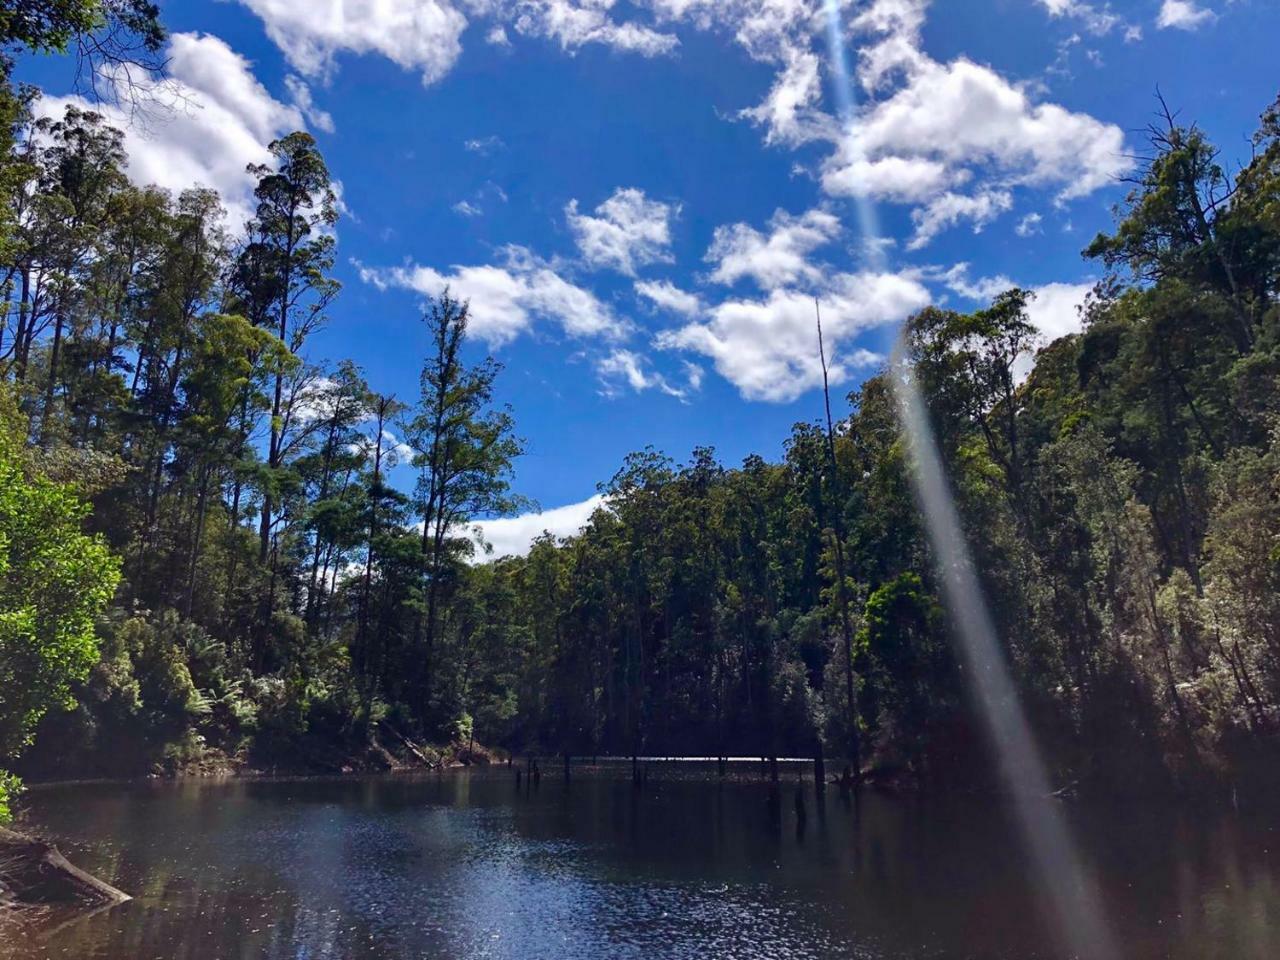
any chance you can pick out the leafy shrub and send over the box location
[0,389,120,764]
[0,769,21,824]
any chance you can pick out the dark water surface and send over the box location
[5,765,1279,959]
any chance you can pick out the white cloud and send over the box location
[908,189,1013,250]
[1157,1,1215,30]
[739,44,830,146]
[358,245,629,347]
[567,187,678,275]
[237,0,469,85]
[932,266,1092,340]
[644,0,820,60]
[453,200,483,217]
[1035,0,1125,35]
[1015,212,1044,237]
[1009,279,1094,380]
[657,270,931,402]
[849,57,1130,204]
[635,279,703,317]
[706,208,841,289]
[472,494,608,558]
[37,33,307,228]
[283,75,334,133]
[1026,281,1092,340]
[826,2,1130,247]
[642,2,837,151]
[937,263,1016,302]
[509,1,680,56]
[380,429,417,466]
[849,0,930,92]
[596,348,695,399]
[464,134,506,154]
[822,152,959,204]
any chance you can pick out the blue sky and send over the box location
[21,0,1278,554]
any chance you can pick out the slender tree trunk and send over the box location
[816,300,862,788]
[13,268,31,382]
[39,311,64,442]
[186,466,212,617]
[358,401,389,713]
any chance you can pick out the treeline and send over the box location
[0,2,527,798]
[465,94,1280,796]
[1,0,1278,808]
[0,110,525,776]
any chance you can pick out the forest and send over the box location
[2,1,1280,823]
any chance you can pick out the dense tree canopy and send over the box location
[1,2,1278,811]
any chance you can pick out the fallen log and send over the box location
[0,826,129,923]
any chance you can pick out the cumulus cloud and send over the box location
[37,32,307,228]
[821,153,958,204]
[236,0,469,84]
[1157,1,1215,31]
[739,44,830,146]
[657,270,931,402]
[1025,281,1092,340]
[472,494,608,558]
[908,189,1013,250]
[635,279,704,317]
[358,246,629,347]
[706,208,841,289]
[567,188,678,275]
[937,263,1016,302]
[655,0,1133,249]
[931,265,1091,342]
[237,0,678,88]
[844,56,1130,204]
[509,0,680,56]
[645,1,839,148]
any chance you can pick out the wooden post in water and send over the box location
[815,741,826,793]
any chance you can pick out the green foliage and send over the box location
[0,388,119,759]
[0,0,164,56]
[1,59,1279,800]
[0,767,19,823]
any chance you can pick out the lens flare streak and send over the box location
[820,3,1119,958]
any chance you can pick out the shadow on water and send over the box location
[5,767,1280,960]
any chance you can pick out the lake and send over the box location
[4,764,1279,959]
